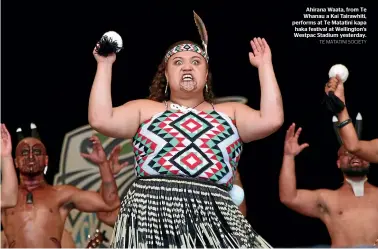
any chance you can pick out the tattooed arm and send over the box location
[96,145,127,226]
[58,160,120,212]
[59,135,121,212]
[58,186,119,213]
[97,159,119,206]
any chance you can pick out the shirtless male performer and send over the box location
[279,123,378,247]
[325,75,378,163]
[0,124,120,248]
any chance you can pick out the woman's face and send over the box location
[165,51,208,94]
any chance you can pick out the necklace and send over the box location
[26,191,33,204]
[169,100,205,112]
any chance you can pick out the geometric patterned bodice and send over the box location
[132,107,243,190]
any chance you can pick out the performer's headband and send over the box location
[164,11,209,63]
[333,113,362,146]
[164,44,208,62]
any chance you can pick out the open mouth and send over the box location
[351,159,361,166]
[182,74,193,81]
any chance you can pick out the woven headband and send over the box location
[164,11,209,63]
[164,44,209,62]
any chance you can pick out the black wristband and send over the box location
[337,118,352,129]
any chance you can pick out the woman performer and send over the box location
[88,11,283,248]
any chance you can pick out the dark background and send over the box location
[2,2,378,247]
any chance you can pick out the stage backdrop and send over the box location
[53,96,248,247]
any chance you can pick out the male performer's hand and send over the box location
[108,145,129,175]
[81,135,107,165]
[284,123,309,157]
[325,75,345,103]
[1,124,12,157]
[249,37,272,68]
[93,44,116,64]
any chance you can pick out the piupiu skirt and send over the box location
[110,175,272,248]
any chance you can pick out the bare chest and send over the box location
[2,188,64,236]
[324,189,378,219]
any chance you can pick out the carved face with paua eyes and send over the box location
[15,137,48,175]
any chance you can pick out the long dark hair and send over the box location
[148,40,214,102]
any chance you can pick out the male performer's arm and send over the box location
[96,145,127,227]
[1,124,18,209]
[326,76,378,163]
[59,159,120,212]
[96,159,120,208]
[279,124,323,218]
[97,208,119,227]
[1,157,18,209]
[337,109,378,163]
[60,137,120,212]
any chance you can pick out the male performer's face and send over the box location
[15,137,48,175]
[337,146,370,177]
[165,51,208,94]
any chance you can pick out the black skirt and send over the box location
[110,175,272,248]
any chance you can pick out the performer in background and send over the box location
[88,11,283,248]
[1,124,120,248]
[279,122,378,247]
[1,124,19,209]
[325,75,378,163]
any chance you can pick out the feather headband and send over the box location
[164,11,209,63]
[332,113,362,145]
